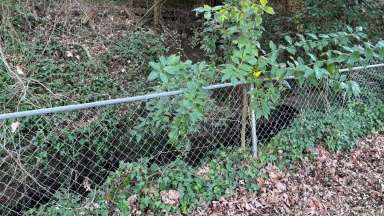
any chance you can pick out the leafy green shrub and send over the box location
[0,104,160,214]
[26,147,263,215]
[145,0,384,150]
[262,0,384,43]
[0,28,169,214]
[25,94,384,215]
[3,1,384,215]
[296,0,384,40]
[260,99,384,168]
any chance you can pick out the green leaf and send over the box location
[327,63,336,74]
[286,47,296,55]
[159,73,168,83]
[264,6,275,14]
[269,41,277,51]
[307,53,317,61]
[314,68,329,80]
[284,36,293,44]
[139,197,151,209]
[260,0,268,7]
[281,80,291,89]
[149,61,161,71]
[304,68,313,78]
[350,81,361,97]
[306,33,318,40]
[148,72,158,81]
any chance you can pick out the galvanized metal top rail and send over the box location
[0,63,383,121]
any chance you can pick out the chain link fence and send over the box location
[0,64,383,215]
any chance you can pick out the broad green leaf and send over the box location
[350,81,361,96]
[327,63,336,74]
[159,73,168,83]
[149,61,161,71]
[148,72,158,81]
[264,6,275,14]
[260,0,268,7]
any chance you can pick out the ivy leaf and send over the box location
[306,33,318,40]
[356,26,363,32]
[287,47,296,55]
[284,36,293,44]
[269,41,277,51]
[139,197,151,209]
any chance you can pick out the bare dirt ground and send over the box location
[194,135,384,216]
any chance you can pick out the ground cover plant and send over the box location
[0,0,383,215]
[27,97,384,215]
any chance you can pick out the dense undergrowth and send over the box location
[0,0,167,112]
[27,95,384,215]
[0,0,384,215]
[0,28,166,112]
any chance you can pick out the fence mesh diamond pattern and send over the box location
[0,64,383,215]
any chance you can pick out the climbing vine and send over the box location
[142,0,384,148]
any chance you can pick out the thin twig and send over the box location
[0,42,28,111]
[136,0,167,26]
[0,145,35,166]
[80,44,93,61]
[0,43,24,87]
[1,127,54,198]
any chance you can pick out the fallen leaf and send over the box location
[160,190,180,206]
[197,165,209,177]
[15,66,24,75]
[275,182,287,192]
[81,177,92,192]
[11,122,20,133]
[65,51,74,58]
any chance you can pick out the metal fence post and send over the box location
[250,83,258,157]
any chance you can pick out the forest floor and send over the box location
[194,134,384,216]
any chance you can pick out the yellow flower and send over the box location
[253,71,263,78]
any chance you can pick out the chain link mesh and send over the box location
[0,65,383,215]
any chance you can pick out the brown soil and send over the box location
[194,135,384,215]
